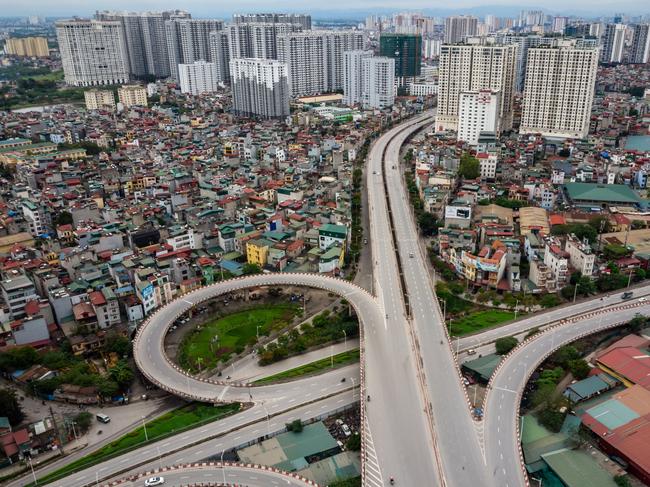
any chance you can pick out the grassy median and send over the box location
[34,402,241,485]
[254,349,360,384]
[178,305,300,372]
[450,310,517,336]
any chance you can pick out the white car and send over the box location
[341,424,352,437]
[144,477,165,487]
[640,297,647,303]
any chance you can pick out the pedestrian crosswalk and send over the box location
[363,416,384,487]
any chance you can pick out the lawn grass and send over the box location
[254,349,360,384]
[179,305,299,372]
[450,309,517,336]
[33,402,241,486]
[31,70,64,81]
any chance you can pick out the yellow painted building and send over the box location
[246,239,270,267]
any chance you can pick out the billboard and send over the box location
[445,206,472,220]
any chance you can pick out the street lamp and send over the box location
[573,282,579,303]
[256,325,261,340]
[514,299,519,320]
[350,377,355,401]
[342,329,347,348]
[262,403,271,436]
[197,357,203,373]
[221,450,226,485]
[141,416,149,442]
[27,455,37,485]
[156,445,163,470]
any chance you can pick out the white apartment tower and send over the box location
[362,57,395,109]
[600,23,627,63]
[277,31,365,97]
[632,24,650,63]
[56,19,130,86]
[436,40,517,133]
[209,31,231,84]
[230,58,290,119]
[165,19,224,80]
[178,61,219,95]
[457,90,500,145]
[226,23,299,60]
[343,50,373,106]
[444,16,478,43]
[520,40,598,139]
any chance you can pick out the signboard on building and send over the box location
[445,206,472,220]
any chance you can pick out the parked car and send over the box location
[144,477,165,487]
[96,413,110,424]
[341,424,352,437]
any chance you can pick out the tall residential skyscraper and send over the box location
[166,19,224,80]
[95,10,190,78]
[277,31,365,97]
[226,23,300,60]
[362,57,395,109]
[379,33,422,81]
[444,16,478,43]
[436,40,517,132]
[600,23,627,63]
[178,60,219,95]
[232,13,311,30]
[4,37,49,57]
[209,31,231,84]
[230,58,290,119]
[496,34,554,92]
[56,19,130,86]
[631,24,650,63]
[520,40,598,139]
[343,50,373,106]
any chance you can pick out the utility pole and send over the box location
[49,406,64,455]
[573,283,579,303]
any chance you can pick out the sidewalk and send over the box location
[211,338,360,383]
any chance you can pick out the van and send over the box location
[96,413,111,424]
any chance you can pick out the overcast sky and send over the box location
[7,0,650,18]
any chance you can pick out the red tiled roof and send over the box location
[597,347,650,388]
[88,291,106,306]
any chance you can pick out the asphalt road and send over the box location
[109,464,318,487]
[484,300,650,487]
[47,393,355,487]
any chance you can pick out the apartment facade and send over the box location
[4,37,49,57]
[342,50,373,106]
[444,16,478,43]
[84,89,116,110]
[166,18,224,80]
[436,40,517,132]
[56,19,130,86]
[117,85,148,107]
[178,61,219,95]
[362,57,396,109]
[230,58,290,119]
[520,41,598,139]
[457,90,500,145]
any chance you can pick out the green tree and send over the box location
[627,314,648,332]
[561,285,576,300]
[0,388,24,426]
[568,359,590,380]
[495,336,518,355]
[588,215,611,234]
[286,419,303,432]
[576,276,596,296]
[569,271,582,285]
[603,244,631,260]
[75,411,93,432]
[458,153,480,179]
[104,332,132,357]
[0,346,40,372]
[614,475,632,487]
[552,346,580,367]
[242,263,262,275]
[96,379,119,398]
[540,294,560,308]
[54,211,73,227]
[347,432,361,451]
[41,351,71,370]
[109,360,134,390]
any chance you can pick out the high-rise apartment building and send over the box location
[209,31,231,84]
[277,31,365,97]
[95,10,191,78]
[444,16,478,43]
[457,90,500,145]
[230,58,290,119]
[56,19,130,86]
[226,22,300,60]
[166,19,224,80]
[232,13,311,30]
[631,24,650,63]
[4,37,49,57]
[362,57,395,109]
[343,50,373,106]
[600,23,627,63]
[118,85,148,107]
[84,89,116,110]
[552,17,568,34]
[422,39,441,59]
[379,33,422,83]
[520,40,598,139]
[178,61,219,95]
[436,39,517,132]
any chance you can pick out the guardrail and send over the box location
[101,461,320,487]
[482,299,645,486]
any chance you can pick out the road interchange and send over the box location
[38,113,650,487]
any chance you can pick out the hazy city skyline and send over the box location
[5,1,650,18]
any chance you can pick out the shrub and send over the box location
[495,336,518,355]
